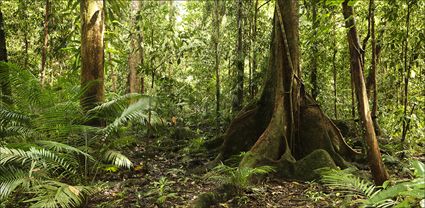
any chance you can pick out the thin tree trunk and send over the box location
[350,69,356,119]
[232,0,244,113]
[127,0,142,93]
[401,1,412,142]
[332,17,338,120]
[0,10,12,105]
[40,0,50,86]
[310,0,319,100]
[109,51,116,92]
[80,0,105,126]
[342,0,388,185]
[214,0,221,133]
[370,0,380,136]
[251,0,259,98]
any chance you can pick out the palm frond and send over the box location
[0,165,33,199]
[87,93,143,119]
[100,96,154,136]
[26,180,92,208]
[36,140,93,160]
[0,108,31,126]
[0,146,76,176]
[102,150,133,169]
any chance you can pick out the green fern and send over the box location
[205,163,275,189]
[25,180,92,208]
[102,150,133,169]
[319,161,425,208]
[0,165,34,199]
[100,96,154,137]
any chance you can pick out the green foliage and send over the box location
[205,163,275,189]
[319,160,425,208]
[145,177,177,205]
[0,143,93,208]
[102,150,133,169]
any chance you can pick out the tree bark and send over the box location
[0,10,12,105]
[332,16,338,120]
[401,1,412,142]
[213,0,221,133]
[40,0,50,87]
[232,0,244,113]
[310,0,319,100]
[210,0,359,182]
[251,0,259,99]
[342,0,388,185]
[369,0,380,136]
[127,0,142,94]
[80,0,105,126]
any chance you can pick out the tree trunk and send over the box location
[342,0,388,185]
[80,0,105,126]
[0,10,12,105]
[210,0,359,181]
[213,0,221,133]
[369,0,380,136]
[332,18,338,120]
[127,0,142,94]
[310,0,319,100]
[232,0,244,113]
[251,0,259,99]
[40,0,50,87]
[401,1,412,142]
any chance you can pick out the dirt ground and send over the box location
[87,133,343,208]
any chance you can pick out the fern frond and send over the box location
[319,168,378,199]
[0,108,31,126]
[26,180,92,208]
[206,164,275,188]
[103,150,133,169]
[29,147,77,176]
[0,147,76,176]
[0,146,32,165]
[36,140,93,160]
[101,97,153,136]
[0,166,33,199]
[87,93,143,119]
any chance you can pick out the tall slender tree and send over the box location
[40,0,50,86]
[80,0,105,126]
[232,0,244,113]
[213,0,222,133]
[401,1,413,142]
[342,0,388,185]
[127,0,143,94]
[310,0,319,100]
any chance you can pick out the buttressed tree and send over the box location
[212,0,360,181]
[80,0,105,126]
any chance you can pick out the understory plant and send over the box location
[0,63,158,207]
[0,142,93,208]
[205,163,275,189]
[319,160,425,208]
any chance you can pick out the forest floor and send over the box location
[86,126,344,208]
[85,125,421,208]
